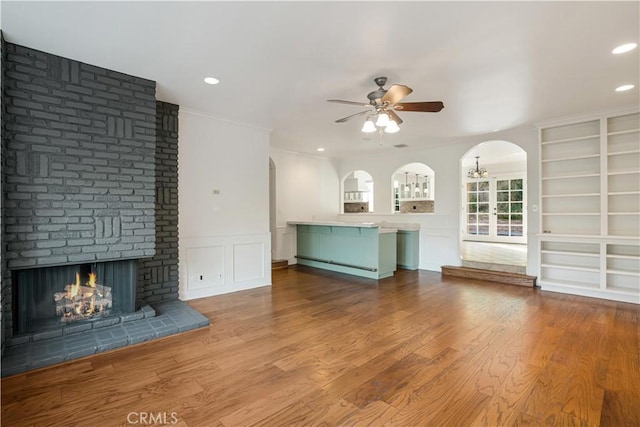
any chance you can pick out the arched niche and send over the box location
[342,170,374,213]
[392,163,435,213]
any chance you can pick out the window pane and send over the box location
[478,203,489,213]
[497,203,509,213]
[497,214,510,224]
[467,182,477,191]
[511,191,523,202]
[468,193,478,203]
[468,214,477,224]
[468,225,478,234]
[468,203,477,213]
[478,192,489,203]
[478,214,490,224]
[511,214,523,225]
[497,180,509,191]
[512,203,523,213]
[478,181,490,191]
[478,225,489,235]
[497,226,510,236]
[497,191,509,202]
[511,179,523,190]
[511,226,523,236]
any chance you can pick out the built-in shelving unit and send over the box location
[538,110,640,303]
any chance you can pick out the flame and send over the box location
[68,273,81,299]
[87,273,97,287]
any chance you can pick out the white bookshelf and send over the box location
[538,110,640,303]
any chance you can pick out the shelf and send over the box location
[539,279,600,289]
[607,269,640,277]
[608,170,640,176]
[541,154,600,163]
[542,173,600,180]
[608,212,640,216]
[541,134,600,145]
[541,264,599,273]
[608,191,640,196]
[608,128,640,137]
[542,212,600,216]
[542,193,599,198]
[541,250,599,258]
[607,254,640,260]
[608,149,640,157]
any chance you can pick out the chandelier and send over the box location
[361,110,400,134]
[468,156,488,179]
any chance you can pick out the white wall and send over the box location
[335,128,540,274]
[269,128,539,275]
[179,110,271,299]
[269,148,340,263]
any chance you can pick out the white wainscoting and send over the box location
[179,233,271,300]
[274,225,296,265]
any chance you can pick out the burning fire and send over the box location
[54,272,112,322]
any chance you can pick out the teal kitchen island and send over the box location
[288,221,397,279]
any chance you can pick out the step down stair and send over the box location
[441,265,537,288]
[272,259,289,270]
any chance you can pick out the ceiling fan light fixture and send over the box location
[375,112,390,127]
[385,120,400,133]
[361,119,377,133]
[612,43,637,54]
[615,84,635,92]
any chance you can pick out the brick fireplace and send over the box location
[0,40,200,373]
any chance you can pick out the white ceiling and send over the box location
[2,1,638,159]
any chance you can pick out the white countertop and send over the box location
[287,220,420,232]
[287,221,378,228]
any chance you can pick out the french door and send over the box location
[464,175,526,243]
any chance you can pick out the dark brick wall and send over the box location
[2,43,156,270]
[138,102,179,303]
[0,44,182,348]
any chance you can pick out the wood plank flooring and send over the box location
[2,266,639,426]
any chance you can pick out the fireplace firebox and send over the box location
[12,260,137,335]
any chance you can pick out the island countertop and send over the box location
[287,220,378,228]
[287,220,419,232]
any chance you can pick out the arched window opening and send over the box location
[342,170,374,213]
[392,163,435,213]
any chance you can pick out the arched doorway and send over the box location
[460,141,527,273]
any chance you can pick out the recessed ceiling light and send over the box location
[316,147,325,152]
[615,84,635,92]
[492,129,500,132]
[612,43,638,54]
[204,77,220,85]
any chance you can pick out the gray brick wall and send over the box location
[138,102,179,303]
[2,43,156,269]
[1,43,168,345]
[1,33,5,353]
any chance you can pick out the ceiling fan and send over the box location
[328,77,444,133]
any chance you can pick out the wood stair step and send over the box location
[441,265,537,288]
[271,259,289,270]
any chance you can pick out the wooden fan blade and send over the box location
[393,101,444,112]
[328,99,371,107]
[387,110,403,125]
[335,110,370,123]
[381,84,413,105]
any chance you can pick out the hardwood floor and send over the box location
[2,266,639,426]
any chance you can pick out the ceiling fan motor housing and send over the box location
[368,76,388,105]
